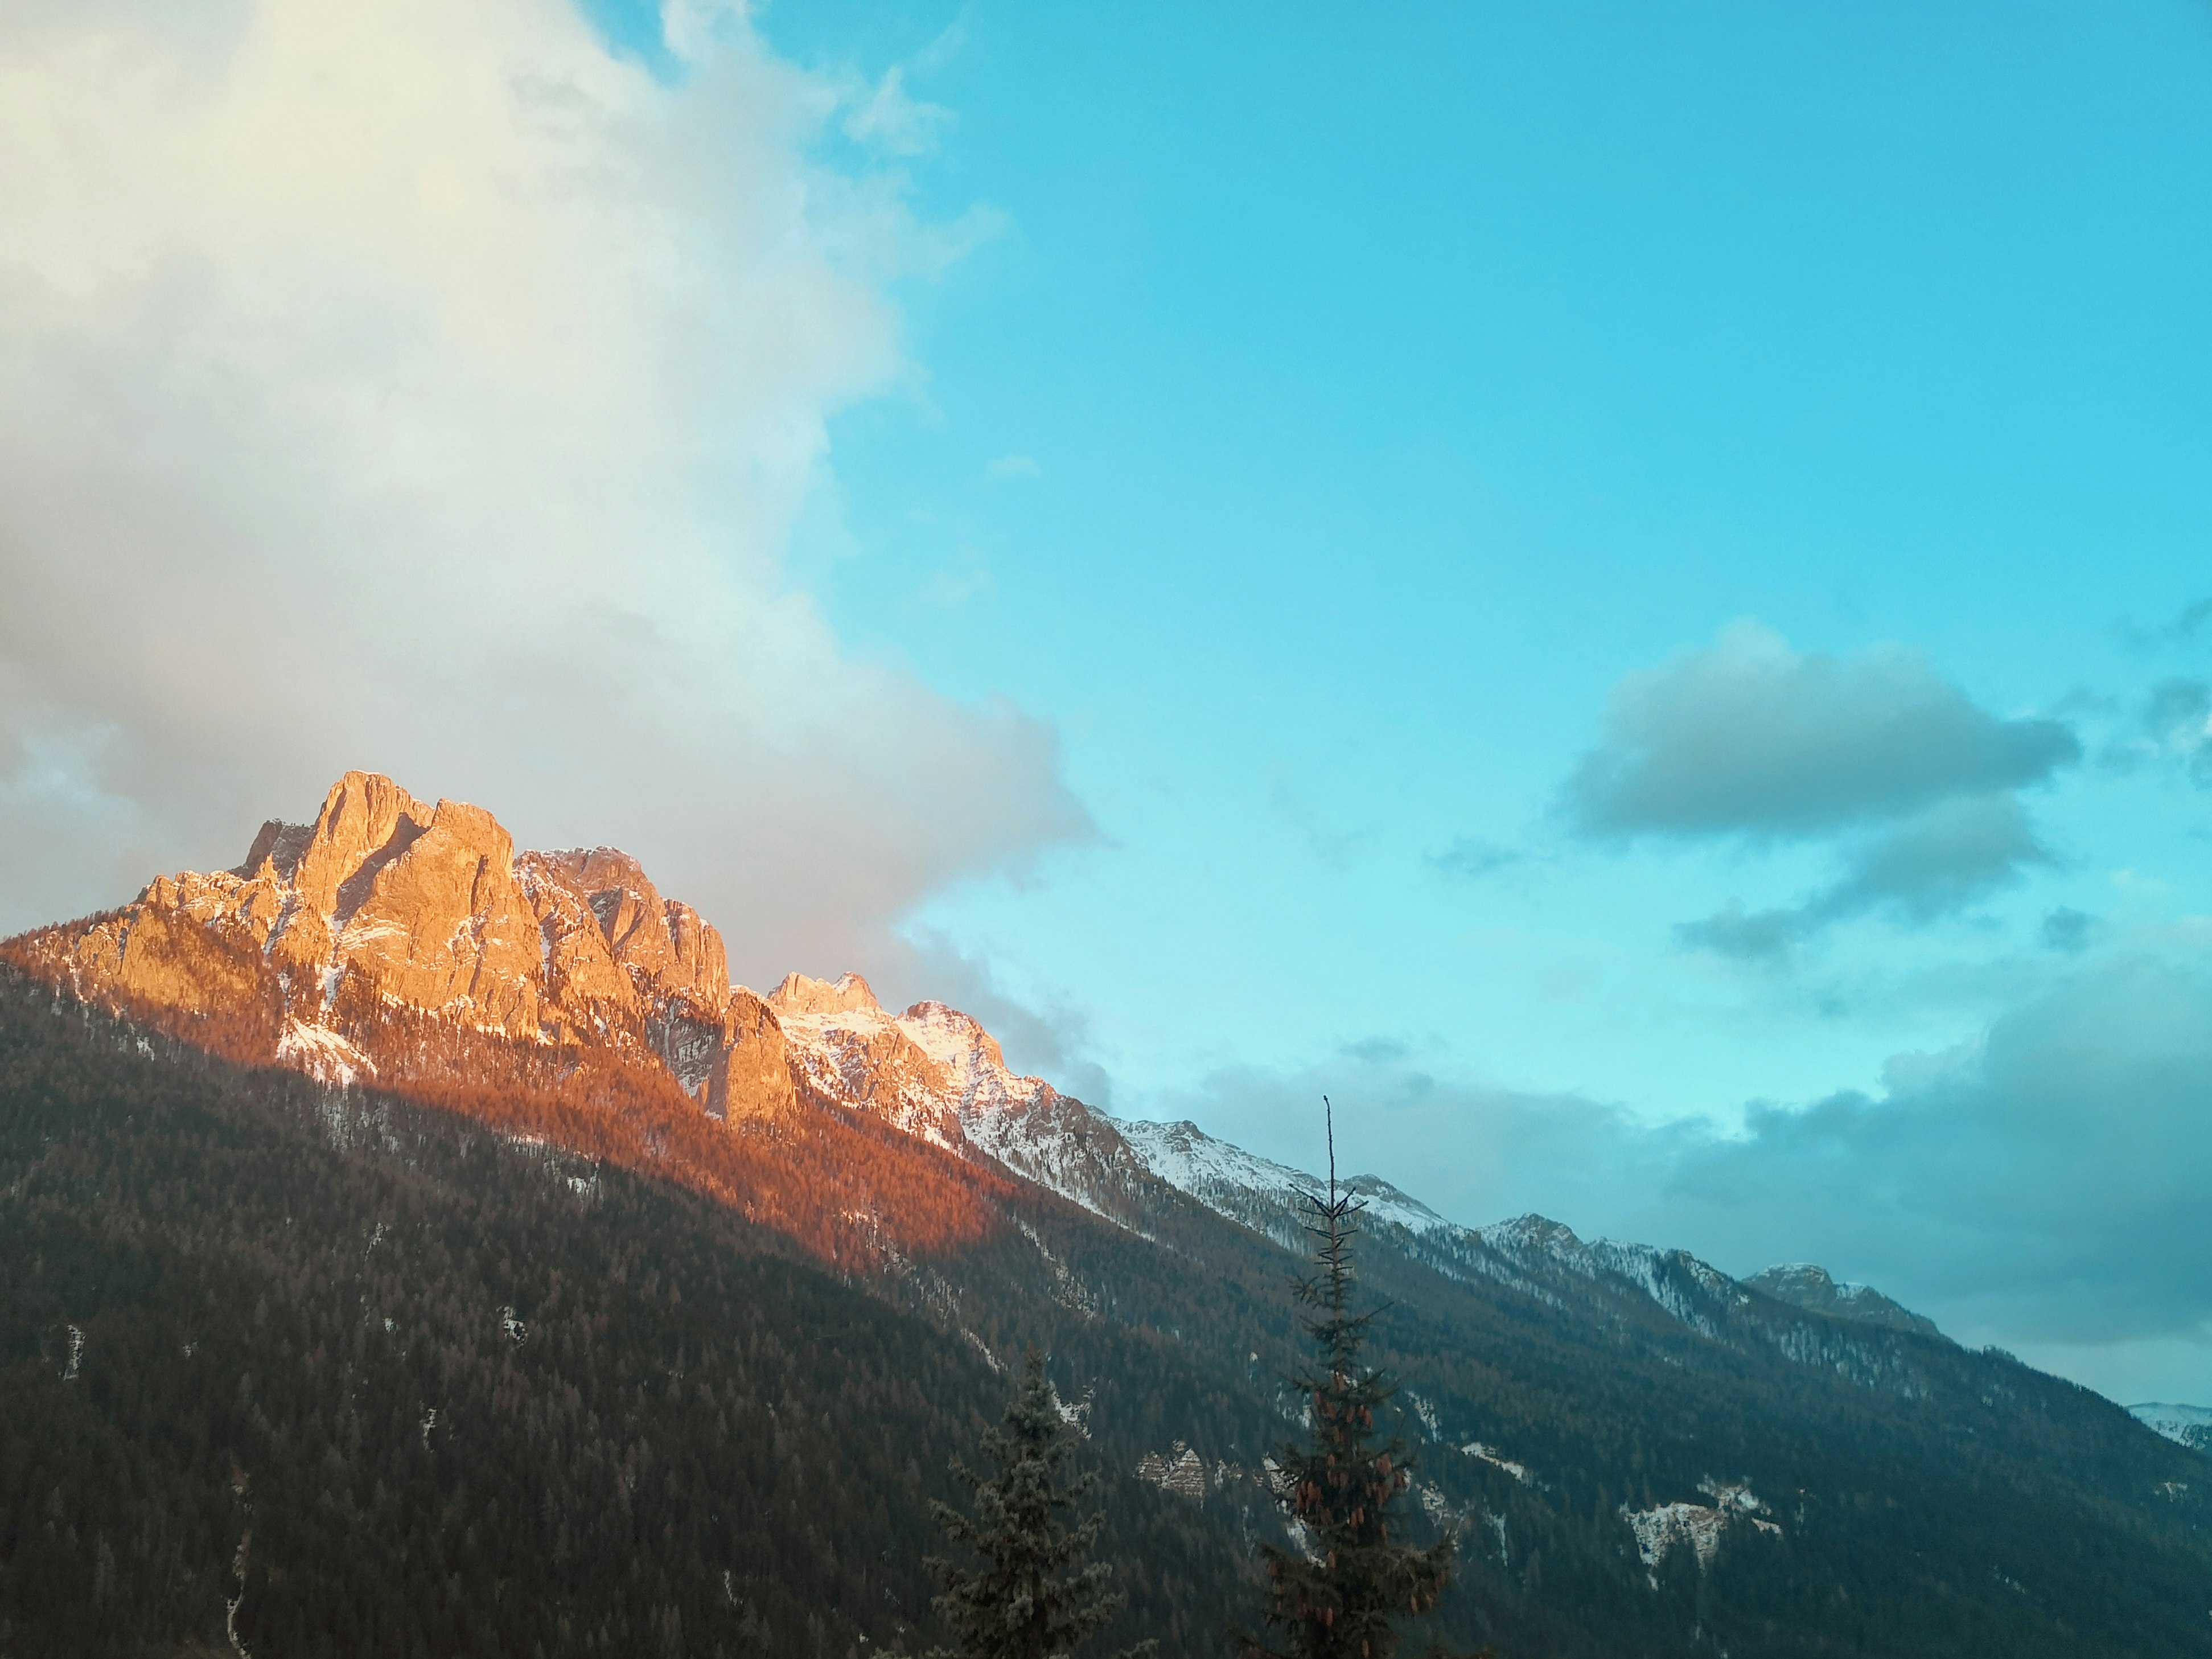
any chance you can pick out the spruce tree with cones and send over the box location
[1241,1104,1469,1659]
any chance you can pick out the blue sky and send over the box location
[730,0,2212,1399]
[723,0,2212,1119]
[3,0,2207,1404]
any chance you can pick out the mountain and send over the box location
[2132,1404,2212,1454]
[7,770,2212,1658]
[0,971,1239,1659]
[1741,1264,1946,1340]
[10,770,788,1111]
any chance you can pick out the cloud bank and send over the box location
[1165,945,2212,1375]
[0,0,1088,982]
[1564,622,2077,955]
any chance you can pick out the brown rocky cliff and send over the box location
[2,770,797,1118]
[334,799,544,1036]
[2,769,1109,1175]
[0,768,1109,1269]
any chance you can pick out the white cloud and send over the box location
[843,63,953,157]
[987,453,1041,478]
[0,0,1087,978]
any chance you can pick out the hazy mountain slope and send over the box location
[1104,1116,2212,1658]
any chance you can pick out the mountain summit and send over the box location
[11,771,791,1108]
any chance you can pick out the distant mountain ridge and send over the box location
[2131,1402,2212,1453]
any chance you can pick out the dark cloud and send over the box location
[2040,907,2098,954]
[1160,951,2212,1368]
[1674,795,2054,959]
[1341,1036,1413,1064]
[1653,956,2212,1345]
[2139,679,2212,783]
[1566,621,2077,841]
[1673,901,1807,960]
[2115,598,2212,652]
[1567,623,2075,955]
[1814,794,2051,921]
[1427,836,1525,879]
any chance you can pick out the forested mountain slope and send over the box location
[10,972,2212,1657]
[0,976,1239,1658]
[7,768,2212,1656]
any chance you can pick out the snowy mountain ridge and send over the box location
[1104,1115,1970,1366]
[2130,1402,2212,1452]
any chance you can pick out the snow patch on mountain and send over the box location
[1479,1214,1734,1337]
[1621,1481,1781,1586]
[1111,1119,1307,1208]
[770,975,1128,1221]
[1109,1116,1456,1238]
[1462,1443,1533,1485]
[2131,1403,2212,1451]
[275,1020,376,1088]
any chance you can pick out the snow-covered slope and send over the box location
[2131,1403,2212,1452]
[1109,1116,1751,1337]
[1108,1117,1975,1391]
[1111,1115,1458,1242]
[767,973,1165,1223]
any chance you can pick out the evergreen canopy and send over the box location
[928,1350,1155,1659]
[1243,1108,1462,1659]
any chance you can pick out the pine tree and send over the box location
[1241,1104,1461,1659]
[926,1350,1155,1659]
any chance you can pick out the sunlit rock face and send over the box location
[762,971,1159,1223]
[4,770,802,1116]
[1,770,1130,1157]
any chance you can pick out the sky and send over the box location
[2,1,2209,1405]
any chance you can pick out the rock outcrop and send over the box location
[7,771,800,1116]
[1745,1263,1945,1339]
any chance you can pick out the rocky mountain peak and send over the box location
[768,971,882,1017]
[898,1000,1008,1073]
[1745,1263,1944,1338]
[527,847,730,1009]
[3,771,790,1116]
[231,818,315,881]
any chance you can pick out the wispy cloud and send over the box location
[1427,836,1526,880]
[844,64,955,157]
[2040,906,2098,954]
[2114,596,2212,652]
[987,453,1042,479]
